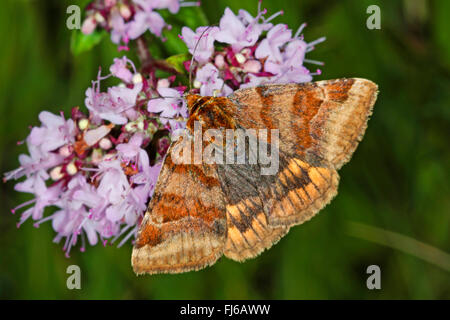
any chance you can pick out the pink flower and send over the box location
[85,77,143,125]
[4,111,75,182]
[152,0,181,14]
[181,26,219,63]
[185,6,324,93]
[131,150,162,197]
[148,87,188,120]
[85,0,199,46]
[50,176,103,248]
[96,159,130,205]
[110,11,129,44]
[255,24,292,63]
[71,177,108,218]
[81,16,97,35]
[242,59,262,73]
[83,125,113,146]
[195,63,233,96]
[110,56,135,83]
[4,153,60,182]
[29,111,76,153]
[264,40,312,83]
[128,0,166,39]
[215,7,269,52]
[116,133,144,160]
[14,176,63,226]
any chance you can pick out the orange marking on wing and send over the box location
[287,159,302,175]
[287,190,304,208]
[326,78,354,103]
[308,167,327,187]
[135,223,162,248]
[292,87,324,152]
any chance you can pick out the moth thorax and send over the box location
[186,94,204,114]
[186,95,235,132]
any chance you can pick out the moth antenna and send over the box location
[188,24,219,92]
[147,95,181,100]
[147,116,189,122]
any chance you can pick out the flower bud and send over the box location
[125,122,136,132]
[105,0,117,6]
[147,121,158,134]
[235,53,246,64]
[91,149,103,165]
[66,162,77,176]
[78,118,89,130]
[137,120,144,131]
[119,4,132,20]
[193,80,202,88]
[157,78,170,88]
[243,60,262,73]
[132,73,143,84]
[84,124,113,146]
[215,55,225,68]
[99,138,112,150]
[241,48,251,57]
[81,17,97,35]
[103,153,115,162]
[50,166,64,181]
[94,12,105,24]
[59,145,73,157]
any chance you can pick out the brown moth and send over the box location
[132,78,378,275]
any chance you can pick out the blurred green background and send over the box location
[1,0,449,299]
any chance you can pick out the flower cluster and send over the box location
[82,0,199,48]
[4,57,186,256]
[181,4,325,96]
[5,3,325,256]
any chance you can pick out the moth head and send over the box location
[186,94,203,115]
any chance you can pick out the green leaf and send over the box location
[70,29,107,56]
[76,0,93,8]
[165,53,191,74]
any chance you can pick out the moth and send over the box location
[132,78,378,275]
